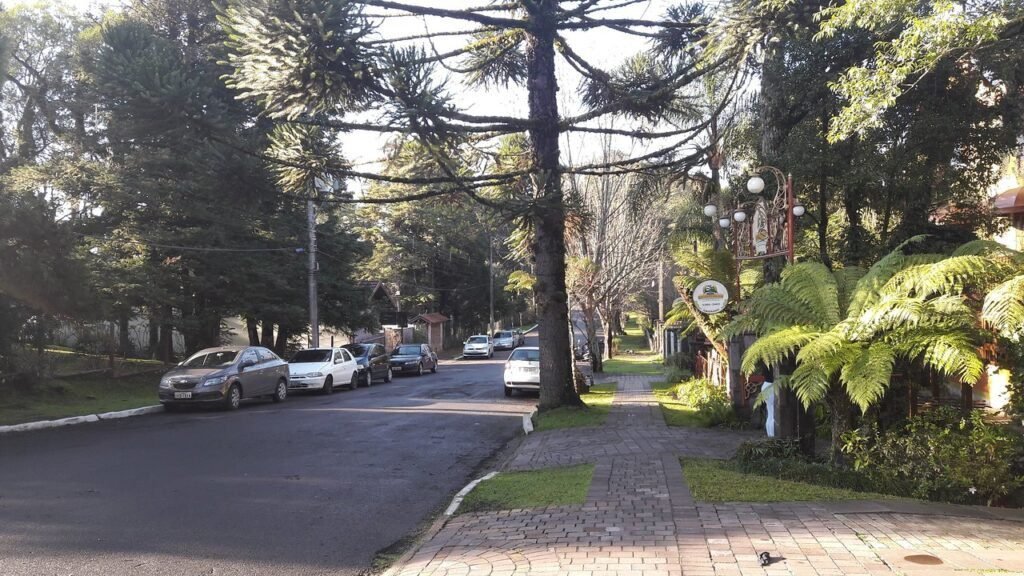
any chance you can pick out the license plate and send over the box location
[524,367,539,373]
[174,392,192,399]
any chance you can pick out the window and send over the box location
[468,336,489,344]
[257,348,278,362]
[291,349,332,363]
[343,344,369,357]
[182,350,239,368]
[339,349,353,362]
[395,345,422,356]
[509,349,540,362]
[240,350,259,366]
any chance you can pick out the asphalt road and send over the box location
[0,342,536,576]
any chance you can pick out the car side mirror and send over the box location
[239,359,255,371]
[334,358,343,364]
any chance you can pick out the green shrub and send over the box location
[735,438,800,463]
[663,365,692,384]
[664,351,693,371]
[842,408,1024,506]
[734,456,878,493]
[674,378,734,427]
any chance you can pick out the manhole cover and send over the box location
[904,554,943,565]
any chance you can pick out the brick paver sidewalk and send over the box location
[393,376,1024,576]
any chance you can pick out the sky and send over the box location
[21,0,707,186]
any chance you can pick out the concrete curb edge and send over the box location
[0,405,164,435]
[522,407,537,435]
[381,470,499,576]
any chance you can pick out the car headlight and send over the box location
[299,372,323,378]
[405,360,419,365]
[201,375,227,387]
[159,378,172,389]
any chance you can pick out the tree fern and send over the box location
[983,274,1024,340]
[740,326,822,375]
[780,262,841,326]
[839,342,896,410]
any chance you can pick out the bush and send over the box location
[735,438,800,463]
[664,351,693,371]
[842,408,1024,506]
[663,365,692,384]
[674,378,734,427]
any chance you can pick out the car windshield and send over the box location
[494,332,512,338]
[182,351,238,368]
[468,336,488,344]
[394,345,421,356]
[291,350,332,363]
[342,344,368,357]
[509,349,540,362]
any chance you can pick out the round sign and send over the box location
[693,280,729,314]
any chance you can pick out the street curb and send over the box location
[522,407,537,434]
[0,405,164,435]
[381,471,499,576]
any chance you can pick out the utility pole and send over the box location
[488,236,494,335]
[307,198,319,348]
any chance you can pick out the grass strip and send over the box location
[458,464,594,514]
[533,382,616,431]
[651,381,712,427]
[681,458,897,503]
[0,373,160,426]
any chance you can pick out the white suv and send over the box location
[463,335,494,359]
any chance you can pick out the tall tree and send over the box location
[220,0,727,409]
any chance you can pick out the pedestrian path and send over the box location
[393,375,1024,576]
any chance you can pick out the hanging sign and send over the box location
[693,280,730,314]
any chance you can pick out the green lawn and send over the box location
[533,382,616,431]
[603,319,662,375]
[682,458,897,503]
[458,464,594,514]
[651,381,712,427]
[11,347,167,376]
[0,372,161,426]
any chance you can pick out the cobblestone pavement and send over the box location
[393,376,1024,576]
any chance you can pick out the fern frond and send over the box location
[833,266,866,316]
[895,332,984,385]
[885,255,1013,298]
[839,341,896,411]
[983,274,1024,340]
[780,262,840,325]
[790,362,832,406]
[744,285,824,329]
[953,240,1024,262]
[740,326,821,375]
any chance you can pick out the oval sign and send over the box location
[693,280,729,314]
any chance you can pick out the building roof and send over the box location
[993,186,1024,215]
[412,312,449,324]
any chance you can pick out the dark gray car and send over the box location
[158,346,289,410]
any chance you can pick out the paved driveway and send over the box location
[0,348,536,576]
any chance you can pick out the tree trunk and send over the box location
[118,310,131,357]
[158,306,174,362]
[274,326,290,355]
[526,0,580,410]
[246,317,260,345]
[148,314,159,359]
[601,314,613,361]
[260,320,275,349]
[826,386,854,466]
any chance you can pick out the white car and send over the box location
[493,330,516,350]
[288,348,359,394]
[504,347,540,396]
[463,335,494,359]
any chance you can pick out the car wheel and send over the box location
[384,367,392,383]
[272,379,287,403]
[417,362,424,376]
[363,368,374,387]
[321,375,334,395]
[350,371,360,390]
[504,386,512,397]
[224,384,242,411]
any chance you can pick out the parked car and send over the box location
[463,335,494,359]
[389,343,438,376]
[159,346,288,411]
[343,342,392,386]
[504,346,540,396]
[287,347,359,393]
[493,330,516,351]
